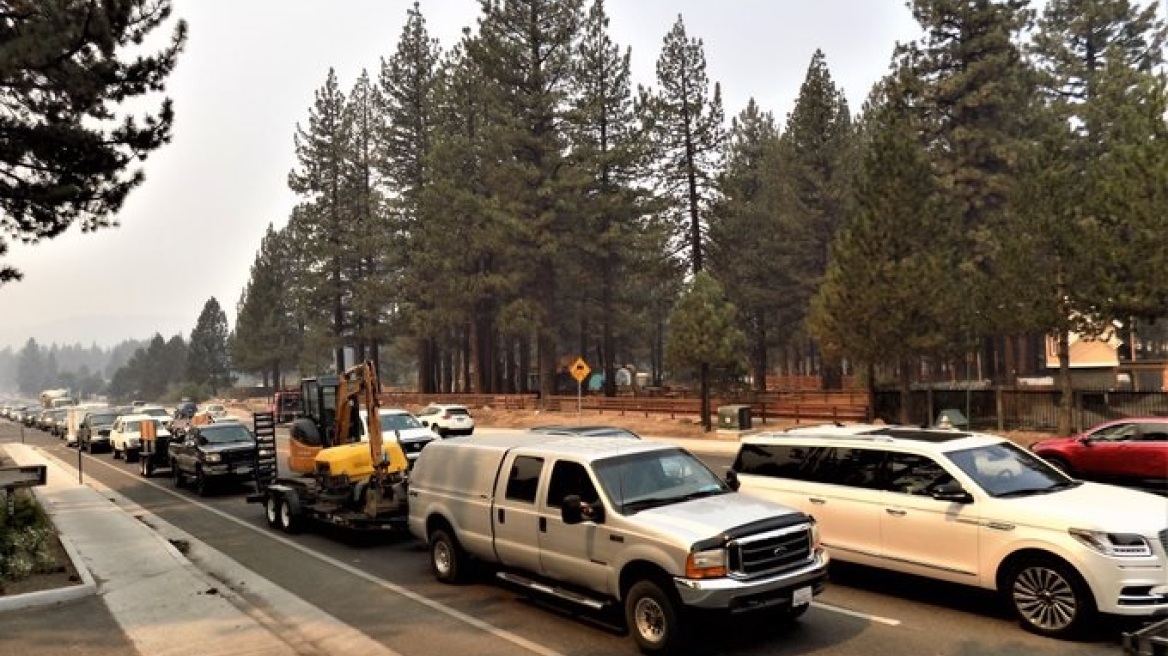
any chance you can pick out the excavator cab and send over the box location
[286,362,409,481]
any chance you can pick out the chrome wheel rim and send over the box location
[265,498,278,525]
[633,596,666,644]
[279,501,292,528]
[1013,565,1077,631]
[433,540,451,577]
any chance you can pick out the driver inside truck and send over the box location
[547,461,600,520]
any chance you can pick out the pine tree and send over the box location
[775,50,855,387]
[233,224,300,388]
[643,14,725,275]
[0,1,187,284]
[567,0,658,396]
[469,0,587,400]
[808,71,953,418]
[288,68,354,373]
[900,0,1035,355]
[708,99,790,392]
[187,298,232,395]
[665,272,746,430]
[1028,0,1167,433]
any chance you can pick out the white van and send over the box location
[64,403,110,446]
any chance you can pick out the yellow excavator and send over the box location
[248,360,410,532]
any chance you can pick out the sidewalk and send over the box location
[0,441,401,656]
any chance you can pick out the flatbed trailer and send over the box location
[248,476,408,533]
[1125,617,1168,656]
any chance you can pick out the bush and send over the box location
[0,493,56,582]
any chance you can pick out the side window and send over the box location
[884,452,953,496]
[733,443,825,481]
[505,456,544,503]
[1137,425,1168,442]
[817,447,885,489]
[1090,423,1136,441]
[545,461,598,507]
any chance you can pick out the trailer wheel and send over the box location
[625,578,686,655]
[429,528,467,584]
[264,494,284,530]
[140,457,153,478]
[279,497,302,534]
[127,448,140,463]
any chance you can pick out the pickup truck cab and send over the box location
[169,420,259,496]
[408,435,828,654]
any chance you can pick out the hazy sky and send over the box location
[0,0,921,351]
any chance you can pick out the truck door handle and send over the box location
[885,508,907,517]
[497,508,505,524]
[808,497,826,505]
[539,517,547,532]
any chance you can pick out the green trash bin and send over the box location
[718,404,752,430]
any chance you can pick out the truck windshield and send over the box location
[593,449,729,514]
[199,424,254,444]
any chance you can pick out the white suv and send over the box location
[416,403,475,437]
[109,414,171,463]
[728,423,1168,639]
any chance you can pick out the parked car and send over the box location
[78,409,123,454]
[527,424,642,440]
[728,423,1168,639]
[358,408,438,466]
[201,403,229,419]
[1030,418,1168,491]
[416,403,475,437]
[109,414,171,463]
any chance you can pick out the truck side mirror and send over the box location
[561,495,604,524]
[724,469,741,491]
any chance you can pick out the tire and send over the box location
[127,448,140,464]
[140,457,153,478]
[194,467,210,497]
[279,497,302,534]
[624,579,686,655]
[172,461,184,487]
[1003,556,1095,639]
[86,440,94,454]
[264,494,284,529]
[429,528,467,584]
[113,445,122,460]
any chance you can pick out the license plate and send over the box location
[792,586,813,607]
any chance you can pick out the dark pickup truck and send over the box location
[169,420,260,496]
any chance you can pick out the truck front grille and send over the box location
[1159,528,1168,556]
[221,449,254,466]
[728,525,812,577]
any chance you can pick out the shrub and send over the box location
[0,493,55,582]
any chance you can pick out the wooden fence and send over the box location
[379,390,870,425]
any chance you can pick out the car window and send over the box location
[446,407,470,416]
[733,443,824,481]
[818,447,886,489]
[505,456,543,503]
[1087,423,1138,442]
[379,412,423,431]
[1136,426,1168,442]
[883,452,953,496]
[126,421,141,432]
[418,406,435,416]
[946,442,1069,497]
[546,460,598,507]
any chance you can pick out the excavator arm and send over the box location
[333,361,409,476]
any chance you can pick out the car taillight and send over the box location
[442,413,451,419]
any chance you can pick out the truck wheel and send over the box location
[1003,556,1095,639]
[113,445,122,460]
[429,528,467,584]
[172,461,184,487]
[264,494,284,529]
[625,579,685,655]
[194,467,210,497]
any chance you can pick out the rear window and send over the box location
[90,413,119,424]
[446,407,470,416]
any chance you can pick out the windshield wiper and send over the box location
[622,496,676,513]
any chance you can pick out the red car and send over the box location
[1030,418,1168,491]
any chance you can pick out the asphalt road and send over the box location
[8,422,1128,656]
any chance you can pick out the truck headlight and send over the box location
[204,453,222,463]
[1069,529,1152,557]
[685,548,727,579]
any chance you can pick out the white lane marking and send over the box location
[812,600,902,626]
[56,447,566,656]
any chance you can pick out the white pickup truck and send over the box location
[408,434,829,654]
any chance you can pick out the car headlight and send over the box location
[685,547,727,579]
[1069,529,1152,557]
[204,453,222,463]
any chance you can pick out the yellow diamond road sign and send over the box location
[570,357,591,384]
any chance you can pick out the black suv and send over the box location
[168,421,258,496]
[78,410,121,453]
